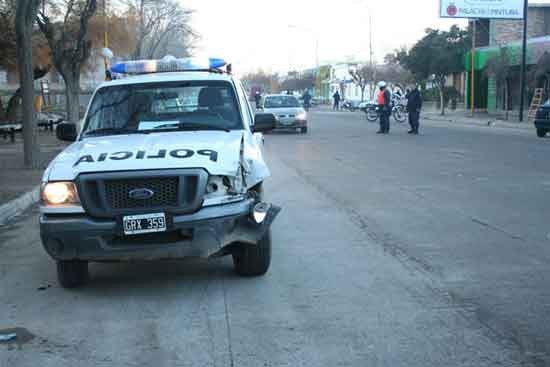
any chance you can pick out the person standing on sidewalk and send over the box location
[254,91,262,109]
[333,90,341,111]
[406,84,423,135]
[376,81,391,134]
[302,89,312,111]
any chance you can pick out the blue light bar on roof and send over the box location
[110,57,227,74]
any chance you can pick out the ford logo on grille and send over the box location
[128,188,155,200]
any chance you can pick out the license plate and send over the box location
[123,213,166,235]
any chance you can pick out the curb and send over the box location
[423,115,534,131]
[0,186,40,226]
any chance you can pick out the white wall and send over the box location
[328,62,374,101]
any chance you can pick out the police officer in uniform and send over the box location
[406,84,423,135]
[376,81,391,134]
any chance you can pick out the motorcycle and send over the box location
[360,101,407,123]
[341,100,360,112]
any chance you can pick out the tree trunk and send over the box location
[361,86,365,102]
[65,75,81,128]
[439,85,445,116]
[504,79,509,121]
[15,0,40,169]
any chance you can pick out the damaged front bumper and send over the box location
[40,198,281,262]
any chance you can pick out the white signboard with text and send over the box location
[440,0,525,19]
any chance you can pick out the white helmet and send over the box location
[377,81,387,88]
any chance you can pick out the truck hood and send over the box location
[47,130,257,181]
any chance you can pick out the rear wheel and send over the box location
[232,230,272,277]
[536,128,547,138]
[57,260,89,288]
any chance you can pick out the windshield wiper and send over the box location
[152,122,231,132]
[83,127,147,137]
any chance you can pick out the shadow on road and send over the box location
[81,258,240,295]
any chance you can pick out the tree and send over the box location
[380,52,414,92]
[0,0,18,72]
[124,0,195,59]
[281,72,315,93]
[349,65,374,102]
[1,0,51,131]
[315,65,331,97]
[37,0,98,126]
[87,12,137,58]
[1,0,51,72]
[485,48,513,120]
[397,26,470,115]
[242,70,281,94]
[15,0,41,168]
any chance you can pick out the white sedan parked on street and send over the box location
[260,94,308,133]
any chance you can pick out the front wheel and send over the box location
[301,127,308,134]
[536,128,547,138]
[366,110,378,122]
[393,106,407,123]
[57,260,89,288]
[232,230,272,277]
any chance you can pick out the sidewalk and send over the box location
[422,109,534,131]
[0,130,67,215]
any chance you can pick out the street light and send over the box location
[351,0,376,97]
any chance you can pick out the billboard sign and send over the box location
[440,0,525,19]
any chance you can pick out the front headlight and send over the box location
[296,112,307,120]
[41,182,80,206]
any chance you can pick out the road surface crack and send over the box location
[222,277,235,367]
[471,217,526,242]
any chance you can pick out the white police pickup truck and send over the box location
[40,57,280,288]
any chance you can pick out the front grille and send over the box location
[105,177,179,209]
[77,169,208,218]
[536,108,550,120]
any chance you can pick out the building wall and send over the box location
[491,7,550,45]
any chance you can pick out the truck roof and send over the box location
[98,71,235,89]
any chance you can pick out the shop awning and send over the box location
[465,35,550,71]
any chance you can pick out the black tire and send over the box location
[393,106,407,123]
[536,128,547,138]
[301,127,308,134]
[366,110,378,122]
[250,182,264,201]
[57,260,89,288]
[232,230,272,277]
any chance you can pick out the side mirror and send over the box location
[56,122,77,142]
[253,113,276,133]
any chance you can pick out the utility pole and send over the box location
[519,0,528,122]
[368,11,376,99]
[471,19,476,117]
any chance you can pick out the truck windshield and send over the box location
[82,80,243,136]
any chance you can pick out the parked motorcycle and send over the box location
[341,100,360,112]
[360,101,407,123]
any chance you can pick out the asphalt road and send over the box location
[1,110,549,366]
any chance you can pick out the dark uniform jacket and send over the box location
[406,89,423,112]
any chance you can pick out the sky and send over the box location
[183,0,470,75]
[184,0,550,75]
